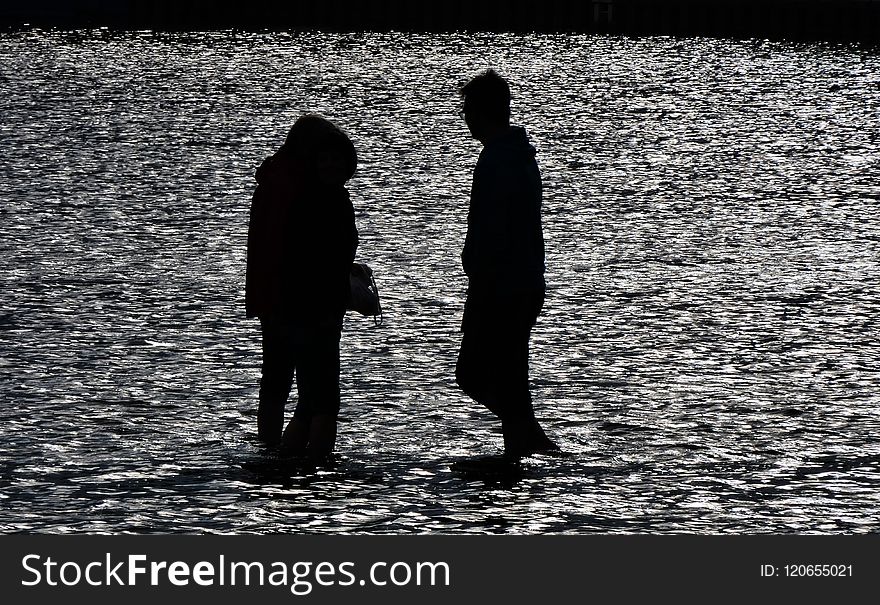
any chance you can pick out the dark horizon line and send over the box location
[2,0,880,43]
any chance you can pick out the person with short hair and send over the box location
[455,69,558,458]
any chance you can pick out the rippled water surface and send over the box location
[1,30,879,534]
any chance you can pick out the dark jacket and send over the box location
[462,126,545,293]
[245,151,358,319]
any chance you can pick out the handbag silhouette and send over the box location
[348,262,382,325]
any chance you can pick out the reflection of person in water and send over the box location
[455,70,558,458]
[245,114,358,459]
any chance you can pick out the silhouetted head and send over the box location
[459,69,511,144]
[282,114,357,186]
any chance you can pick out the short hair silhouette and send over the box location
[460,69,511,120]
[282,114,357,181]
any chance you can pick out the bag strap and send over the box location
[370,271,383,327]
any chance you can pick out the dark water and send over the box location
[1,30,879,534]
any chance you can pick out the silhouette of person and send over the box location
[245,114,358,459]
[455,69,558,458]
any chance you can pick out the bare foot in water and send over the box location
[502,417,559,459]
[280,414,337,461]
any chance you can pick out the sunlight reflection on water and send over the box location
[1,30,879,534]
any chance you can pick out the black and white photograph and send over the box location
[1,0,878,600]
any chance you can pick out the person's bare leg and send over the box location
[502,412,558,459]
[280,416,310,455]
[258,318,295,447]
[306,414,337,459]
[502,416,534,458]
[527,417,558,452]
[257,401,284,446]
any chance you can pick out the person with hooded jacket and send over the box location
[455,70,558,458]
[246,114,358,458]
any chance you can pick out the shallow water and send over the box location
[1,30,879,534]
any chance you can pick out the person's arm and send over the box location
[463,159,516,280]
[347,196,359,266]
[245,186,271,317]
